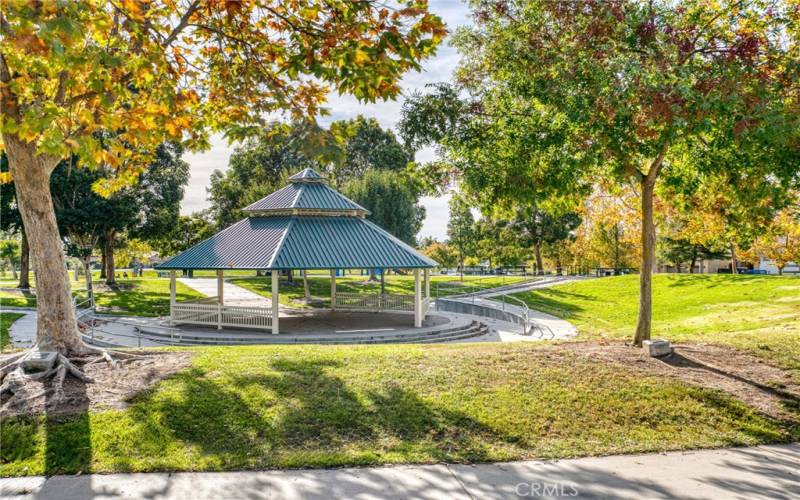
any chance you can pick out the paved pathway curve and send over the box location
[178,277,274,308]
[442,276,582,341]
[6,309,36,349]
[2,443,797,499]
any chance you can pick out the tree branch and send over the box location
[0,51,11,83]
[162,0,201,49]
[54,71,68,104]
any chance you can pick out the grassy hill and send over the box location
[513,274,800,374]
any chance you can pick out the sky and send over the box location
[180,0,471,241]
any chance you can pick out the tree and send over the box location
[421,240,457,269]
[749,208,800,275]
[0,1,443,369]
[0,154,28,288]
[447,195,475,280]
[341,170,424,245]
[150,211,215,258]
[509,206,580,275]
[329,116,412,185]
[122,142,190,279]
[208,124,322,228]
[0,239,20,279]
[402,0,800,345]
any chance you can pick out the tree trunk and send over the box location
[729,243,738,274]
[17,230,30,289]
[105,230,116,285]
[4,135,83,354]
[369,268,377,281]
[633,177,657,347]
[82,256,94,306]
[777,266,784,276]
[100,245,107,279]
[534,243,543,275]
[689,249,697,274]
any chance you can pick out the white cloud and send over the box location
[180,0,470,241]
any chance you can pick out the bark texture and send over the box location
[633,143,668,347]
[633,176,656,347]
[4,134,84,354]
[17,231,29,289]
[105,229,116,285]
[534,243,543,275]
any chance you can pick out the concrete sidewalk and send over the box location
[2,444,797,499]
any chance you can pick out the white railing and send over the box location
[171,301,273,331]
[333,293,417,312]
[421,296,431,317]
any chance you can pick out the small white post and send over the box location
[330,268,337,311]
[217,269,224,329]
[414,268,422,328]
[271,270,280,334]
[217,269,224,304]
[169,270,176,325]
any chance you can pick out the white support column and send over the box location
[424,268,430,299]
[217,269,224,330]
[330,269,337,311]
[414,268,422,328]
[217,270,224,304]
[271,270,280,334]
[169,270,176,325]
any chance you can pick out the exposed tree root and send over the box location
[0,343,144,412]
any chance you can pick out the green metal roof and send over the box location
[243,182,369,214]
[288,168,324,181]
[157,168,436,270]
[156,216,436,270]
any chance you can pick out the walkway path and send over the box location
[6,309,36,349]
[2,443,797,499]
[442,276,581,341]
[178,277,274,308]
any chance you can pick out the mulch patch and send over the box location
[549,341,800,421]
[1,351,193,419]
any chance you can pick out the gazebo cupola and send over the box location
[157,168,437,334]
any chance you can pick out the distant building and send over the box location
[756,258,799,275]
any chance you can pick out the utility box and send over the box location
[643,339,672,357]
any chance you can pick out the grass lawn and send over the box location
[78,279,205,317]
[512,274,800,376]
[1,278,204,317]
[2,342,797,476]
[231,274,529,307]
[0,312,24,350]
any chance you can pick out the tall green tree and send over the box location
[208,124,325,228]
[125,142,190,272]
[447,194,476,279]
[0,154,28,288]
[1,0,443,361]
[341,169,425,245]
[329,116,412,185]
[509,206,581,275]
[403,0,800,345]
[150,211,215,258]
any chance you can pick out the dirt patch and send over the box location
[550,341,800,421]
[1,351,192,418]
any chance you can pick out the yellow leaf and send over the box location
[0,172,12,184]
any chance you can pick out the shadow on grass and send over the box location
[110,358,516,468]
[664,274,767,289]
[658,352,800,438]
[515,288,593,318]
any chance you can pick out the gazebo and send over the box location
[156,168,437,334]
